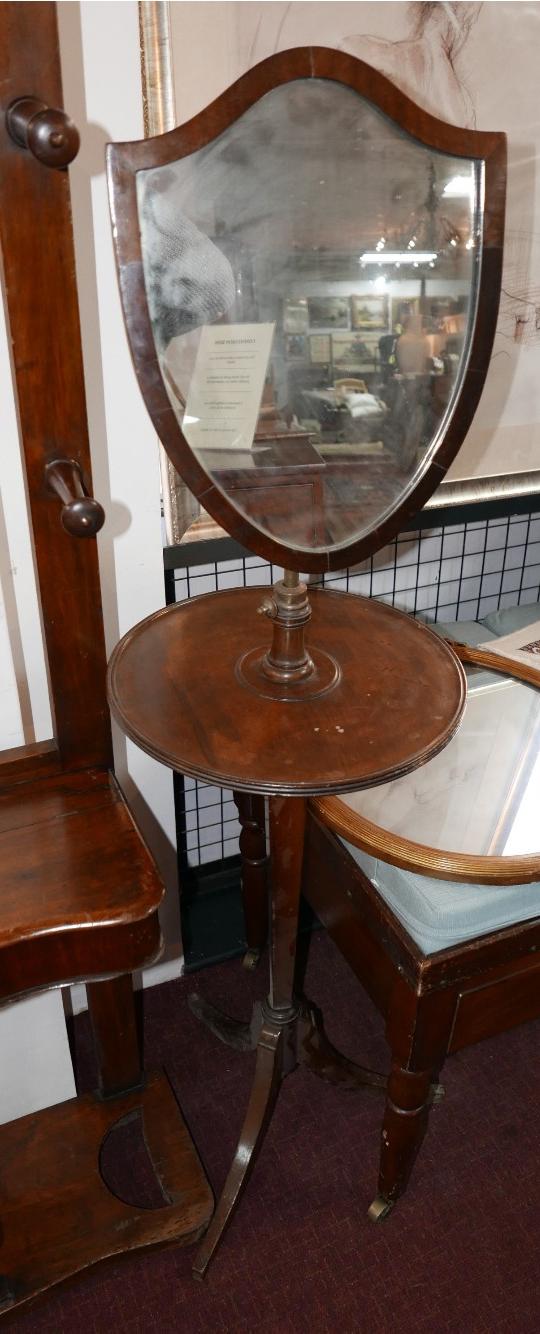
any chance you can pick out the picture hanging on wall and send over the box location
[283,298,309,333]
[285,334,307,360]
[309,333,332,364]
[332,332,378,368]
[307,297,350,329]
[351,294,389,331]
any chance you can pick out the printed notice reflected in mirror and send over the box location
[182,323,275,452]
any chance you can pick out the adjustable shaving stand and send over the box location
[107,575,465,1278]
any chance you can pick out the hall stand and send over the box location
[0,3,212,1314]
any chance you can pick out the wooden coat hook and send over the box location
[45,458,105,537]
[6,97,79,169]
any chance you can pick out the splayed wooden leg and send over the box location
[298,1003,444,1100]
[193,1012,294,1280]
[193,796,306,1279]
[188,993,263,1052]
[298,1003,387,1093]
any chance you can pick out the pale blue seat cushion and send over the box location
[481,604,540,637]
[422,604,540,647]
[340,843,540,956]
[430,620,497,646]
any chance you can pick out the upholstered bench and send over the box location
[307,601,540,1217]
[343,602,540,955]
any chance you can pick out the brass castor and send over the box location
[242,947,261,970]
[368,1194,395,1223]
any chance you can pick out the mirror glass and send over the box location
[137,79,481,555]
[339,664,540,859]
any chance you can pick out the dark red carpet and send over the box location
[11,932,540,1332]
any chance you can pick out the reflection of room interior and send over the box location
[274,174,471,476]
[145,81,477,553]
[201,151,472,549]
[196,287,469,550]
[161,163,473,550]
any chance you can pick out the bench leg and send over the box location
[369,983,456,1219]
[369,1063,434,1219]
[87,973,143,1098]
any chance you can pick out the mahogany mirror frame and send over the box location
[107,46,506,574]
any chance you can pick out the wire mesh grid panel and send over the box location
[174,556,282,867]
[173,510,540,869]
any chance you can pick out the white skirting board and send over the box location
[69,955,184,1017]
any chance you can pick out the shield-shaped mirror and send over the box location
[107,48,506,573]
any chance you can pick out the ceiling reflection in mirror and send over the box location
[136,79,481,554]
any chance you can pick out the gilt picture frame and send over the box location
[351,294,389,332]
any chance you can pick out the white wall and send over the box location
[0,281,53,750]
[0,242,75,1122]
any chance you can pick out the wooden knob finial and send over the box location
[6,97,80,169]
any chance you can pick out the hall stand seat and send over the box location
[0,765,213,1313]
[0,12,212,1313]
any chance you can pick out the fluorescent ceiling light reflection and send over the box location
[361,251,437,264]
[443,174,474,197]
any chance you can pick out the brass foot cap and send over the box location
[368,1195,394,1223]
[242,948,262,971]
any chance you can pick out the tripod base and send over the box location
[191,994,389,1280]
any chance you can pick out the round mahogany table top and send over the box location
[107,587,466,797]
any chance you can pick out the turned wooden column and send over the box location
[234,791,268,967]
